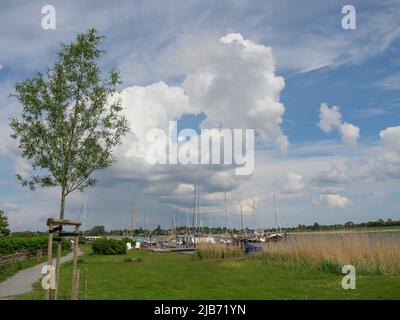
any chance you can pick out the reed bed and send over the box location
[260,233,400,274]
[195,243,244,260]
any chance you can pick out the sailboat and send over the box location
[266,193,284,242]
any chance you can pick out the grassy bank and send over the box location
[17,245,400,300]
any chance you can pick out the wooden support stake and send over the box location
[55,242,61,300]
[36,248,43,261]
[45,218,82,300]
[75,269,80,300]
[84,270,88,300]
[45,231,53,300]
[70,226,80,300]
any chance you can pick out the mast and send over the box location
[197,194,201,234]
[144,209,147,236]
[149,210,152,235]
[192,176,197,234]
[186,208,190,235]
[209,215,212,237]
[252,199,256,233]
[173,208,177,238]
[224,192,228,237]
[82,201,87,237]
[273,193,281,233]
[131,194,135,239]
[240,204,244,236]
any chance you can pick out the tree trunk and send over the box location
[55,185,66,300]
[60,185,66,220]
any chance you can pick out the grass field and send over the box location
[16,245,400,300]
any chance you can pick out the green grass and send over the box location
[16,246,400,300]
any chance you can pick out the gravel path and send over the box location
[0,250,82,300]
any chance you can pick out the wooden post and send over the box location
[36,248,43,261]
[45,231,53,300]
[46,218,81,301]
[75,269,80,300]
[55,239,62,300]
[84,270,88,300]
[70,226,80,300]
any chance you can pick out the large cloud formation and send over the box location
[184,33,288,150]
[106,33,288,212]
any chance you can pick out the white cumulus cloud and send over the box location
[318,102,360,146]
[380,126,400,153]
[282,172,306,193]
[318,103,342,133]
[184,33,288,151]
[339,122,360,147]
[106,33,288,211]
[313,194,350,209]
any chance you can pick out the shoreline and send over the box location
[287,228,400,235]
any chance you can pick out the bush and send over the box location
[0,236,70,256]
[78,236,87,245]
[92,238,127,255]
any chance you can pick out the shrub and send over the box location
[0,236,70,256]
[78,236,87,245]
[92,238,127,255]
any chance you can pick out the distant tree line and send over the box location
[2,218,399,237]
[83,218,400,236]
[287,218,400,232]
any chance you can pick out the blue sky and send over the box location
[0,0,399,231]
